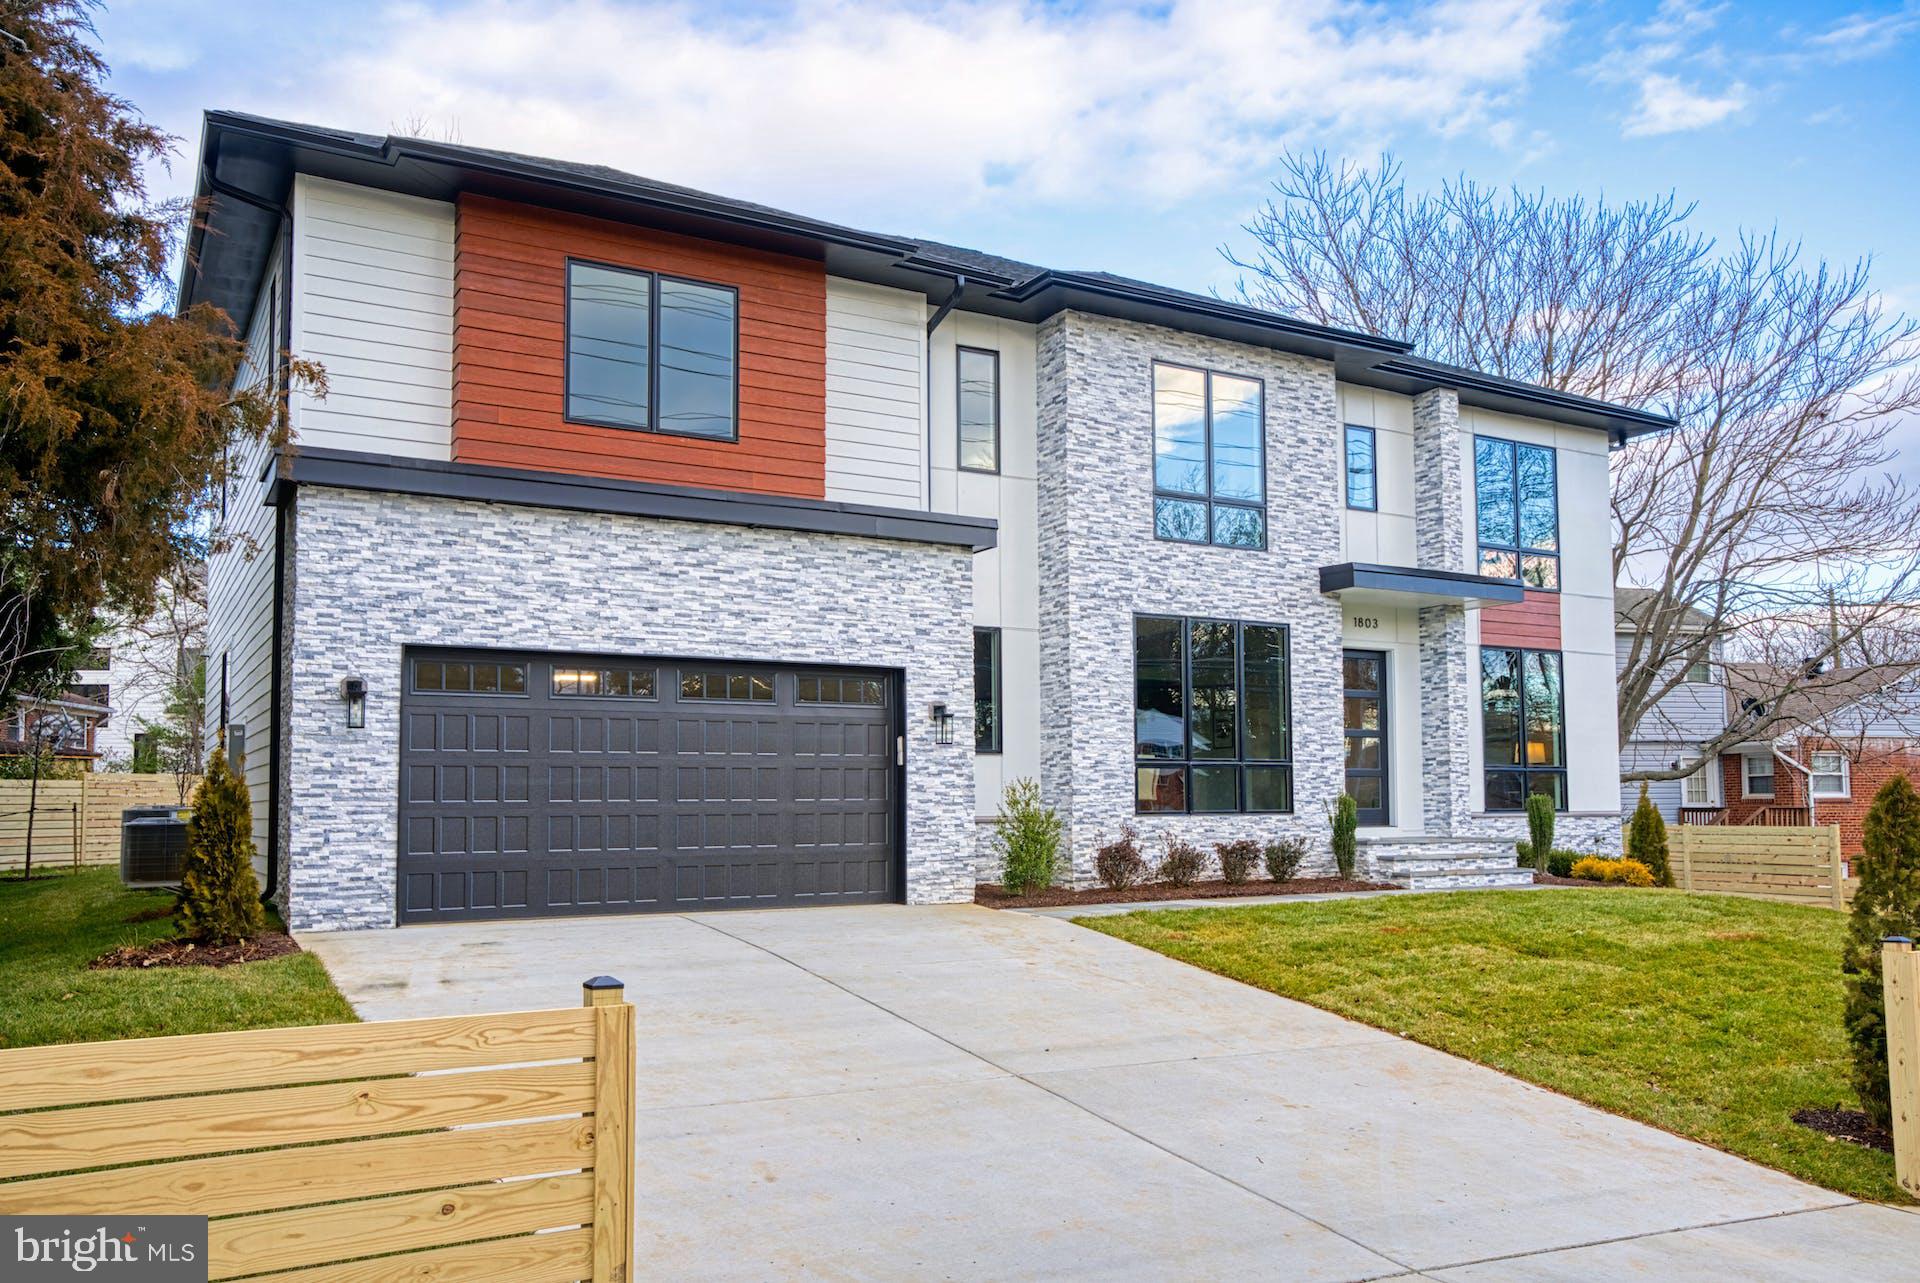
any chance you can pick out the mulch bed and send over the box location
[1791,1107,1894,1154]
[976,877,1399,909]
[91,932,303,970]
[1533,870,1625,887]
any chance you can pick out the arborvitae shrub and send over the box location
[1626,785,1674,887]
[178,744,267,945]
[1842,775,1920,1129]
[1525,793,1556,874]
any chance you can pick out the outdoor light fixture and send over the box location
[341,675,367,730]
[930,701,955,746]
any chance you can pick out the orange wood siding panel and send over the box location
[452,195,827,498]
[1480,590,1562,650]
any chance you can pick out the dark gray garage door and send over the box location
[398,648,901,923]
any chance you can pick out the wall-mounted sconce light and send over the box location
[929,701,955,746]
[341,675,367,730]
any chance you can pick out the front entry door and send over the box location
[1342,650,1389,826]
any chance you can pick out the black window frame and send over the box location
[563,257,742,443]
[410,657,531,697]
[973,627,1002,754]
[1480,645,1567,812]
[796,674,886,706]
[1150,362,1268,551]
[550,664,659,700]
[1132,613,1293,815]
[678,669,775,702]
[1344,424,1378,512]
[1473,435,1560,591]
[956,346,1001,475]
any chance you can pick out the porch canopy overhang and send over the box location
[1319,562,1525,608]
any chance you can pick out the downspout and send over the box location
[923,276,966,510]
[1772,746,1817,826]
[264,207,294,906]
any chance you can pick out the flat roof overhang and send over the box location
[263,448,999,551]
[1319,562,1525,606]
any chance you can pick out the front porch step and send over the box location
[1366,844,1535,891]
[1389,865,1538,892]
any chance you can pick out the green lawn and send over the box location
[1081,888,1908,1204]
[0,867,355,1050]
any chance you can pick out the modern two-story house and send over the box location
[189,113,1672,930]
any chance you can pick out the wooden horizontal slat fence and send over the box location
[1671,823,1847,909]
[0,774,197,872]
[0,978,635,1282]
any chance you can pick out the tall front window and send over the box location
[1474,437,1559,589]
[566,260,738,440]
[1344,425,1377,511]
[974,628,1002,753]
[1482,647,1565,810]
[957,347,1000,473]
[1134,615,1291,813]
[1152,364,1266,549]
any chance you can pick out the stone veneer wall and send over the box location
[284,486,977,930]
[1034,311,1348,883]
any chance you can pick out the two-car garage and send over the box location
[397,648,903,923]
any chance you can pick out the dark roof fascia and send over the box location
[1319,562,1526,604]
[1360,357,1677,440]
[264,448,999,551]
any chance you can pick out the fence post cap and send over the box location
[582,975,626,1006]
[1884,936,1915,947]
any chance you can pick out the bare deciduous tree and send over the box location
[1229,153,1920,778]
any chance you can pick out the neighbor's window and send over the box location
[1481,647,1565,810]
[1683,765,1714,807]
[1743,753,1775,798]
[1344,425,1377,511]
[1152,364,1266,549]
[1474,437,1559,589]
[1134,615,1291,813]
[566,260,738,440]
[974,628,1002,753]
[1684,656,1712,684]
[553,665,657,699]
[1809,750,1849,798]
[958,347,1000,473]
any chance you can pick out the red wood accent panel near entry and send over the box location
[1480,590,1562,649]
[453,195,828,498]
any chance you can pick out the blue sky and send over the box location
[101,0,1920,387]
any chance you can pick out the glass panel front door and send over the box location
[1342,650,1389,826]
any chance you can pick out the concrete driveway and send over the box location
[303,903,1919,1281]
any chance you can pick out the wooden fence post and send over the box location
[1887,939,1920,1198]
[1828,825,1844,911]
[1675,825,1693,892]
[584,976,634,1283]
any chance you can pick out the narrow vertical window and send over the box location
[957,347,1000,473]
[1344,425,1377,511]
[973,628,1002,753]
[656,277,737,440]
[567,261,653,429]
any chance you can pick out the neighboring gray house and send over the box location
[1615,588,1728,820]
[189,113,1673,931]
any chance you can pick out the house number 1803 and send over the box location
[1350,615,1380,630]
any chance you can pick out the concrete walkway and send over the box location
[304,904,1918,1281]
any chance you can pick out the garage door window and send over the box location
[680,670,774,701]
[797,675,884,705]
[413,659,527,695]
[552,665,657,698]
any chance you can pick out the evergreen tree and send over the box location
[1842,775,1920,1129]
[178,742,265,944]
[1525,793,1556,874]
[1626,785,1674,887]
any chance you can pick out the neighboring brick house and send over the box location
[188,112,1673,930]
[1,693,107,769]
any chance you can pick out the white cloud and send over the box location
[258,0,1562,220]
[1806,4,1920,61]
[1622,72,1749,136]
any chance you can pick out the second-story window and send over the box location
[1344,425,1377,511]
[565,260,738,440]
[1474,436,1559,589]
[958,347,1000,473]
[1152,363,1265,549]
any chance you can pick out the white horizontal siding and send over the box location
[291,176,454,461]
[825,277,924,507]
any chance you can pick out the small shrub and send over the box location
[1215,839,1260,884]
[1568,855,1655,886]
[1264,837,1308,883]
[992,778,1063,896]
[1157,836,1207,887]
[1843,775,1920,1130]
[179,744,267,945]
[1545,848,1577,879]
[1525,793,1555,874]
[1514,839,1534,869]
[1330,794,1358,880]
[1094,824,1147,891]
[1626,785,1674,886]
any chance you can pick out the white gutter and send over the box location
[1772,746,1817,825]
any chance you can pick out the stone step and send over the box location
[1374,852,1522,874]
[1391,865,1538,892]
